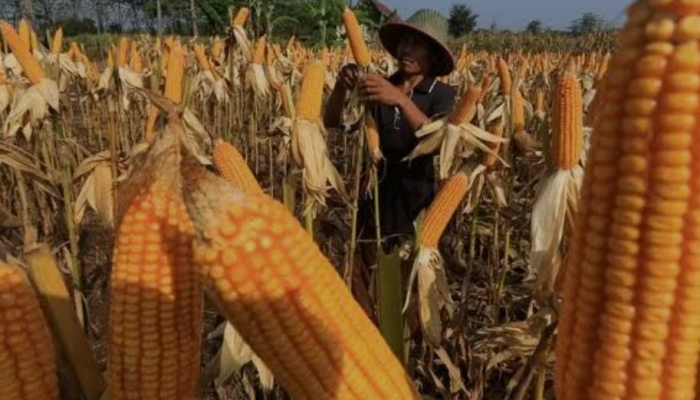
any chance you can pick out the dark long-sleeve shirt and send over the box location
[360,74,456,242]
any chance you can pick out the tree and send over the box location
[570,12,604,36]
[526,19,543,34]
[448,3,478,37]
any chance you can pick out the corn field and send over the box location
[1,1,700,400]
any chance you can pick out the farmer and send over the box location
[324,19,456,256]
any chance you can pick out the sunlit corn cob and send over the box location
[117,37,129,67]
[365,113,382,163]
[51,28,62,55]
[0,262,60,400]
[30,30,39,53]
[0,21,46,85]
[130,43,143,74]
[181,164,421,400]
[252,36,267,64]
[232,7,250,28]
[164,42,184,104]
[482,119,506,168]
[555,2,700,400]
[512,87,526,132]
[497,57,512,96]
[211,38,224,59]
[212,139,264,195]
[551,71,582,170]
[343,7,371,67]
[108,184,202,400]
[194,43,212,71]
[18,19,30,49]
[295,61,325,123]
[421,173,470,248]
[596,52,611,82]
[449,85,482,125]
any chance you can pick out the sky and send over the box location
[380,0,631,30]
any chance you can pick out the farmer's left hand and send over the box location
[359,75,407,107]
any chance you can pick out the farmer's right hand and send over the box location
[338,64,360,90]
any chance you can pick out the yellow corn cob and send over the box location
[252,35,267,64]
[117,37,129,67]
[497,57,512,96]
[596,52,611,82]
[343,7,371,67]
[67,42,78,60]
[211,38,224,59]
[232,7,250,28]
[0,21,45,85]
[51,28,62,55]
[295,61,325,122]
[0,262,60,400]
[551,72,582,170]
[181,164,421,400]
[107,47,115,69]
[365,113,382,163]
[193,43,211,71]
[512,87,526,132]
[482,119,506,168]
[212,139,264,195]
[30,30,39,53]
[420,173,470,248]
[556,2,700,400]
[164,42,184,104]
[449,85,482,125]
[18,19,30,49]
[130,42,142,73]
[109,182,202,400]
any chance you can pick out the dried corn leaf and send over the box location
[530,167,582,295]
[3,79,59,139]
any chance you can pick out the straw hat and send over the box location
[378,13,455,77]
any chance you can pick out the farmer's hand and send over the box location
[337,64,360,90]
[360,75,407,107]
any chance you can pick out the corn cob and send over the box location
[252,36,267,64]
[18,19,30,50]
[130,43,143,73]
[512,87,526,132]
[164,42,184,104]
[211,38,224,59]
[551,71,582,170]
[194,43,212,71]
[295,61,325,123]
[181,164,421,400]
[0,262,60,400]
[482,119,506,168]
[212,139,264,195]
[109,180,202,400]
[449,85,482,125]
[232,7,250,28]
[343,7,371,67]
[365,113,382,163]
[0,21,45,85]
[596,52,611,82]
[497,57,512,96]
[117,37,129,67]
[556,2,700,400]
[30,30,39,53]
[107,47,115,69]
[51,28,62,55]
[420,173,470,248]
